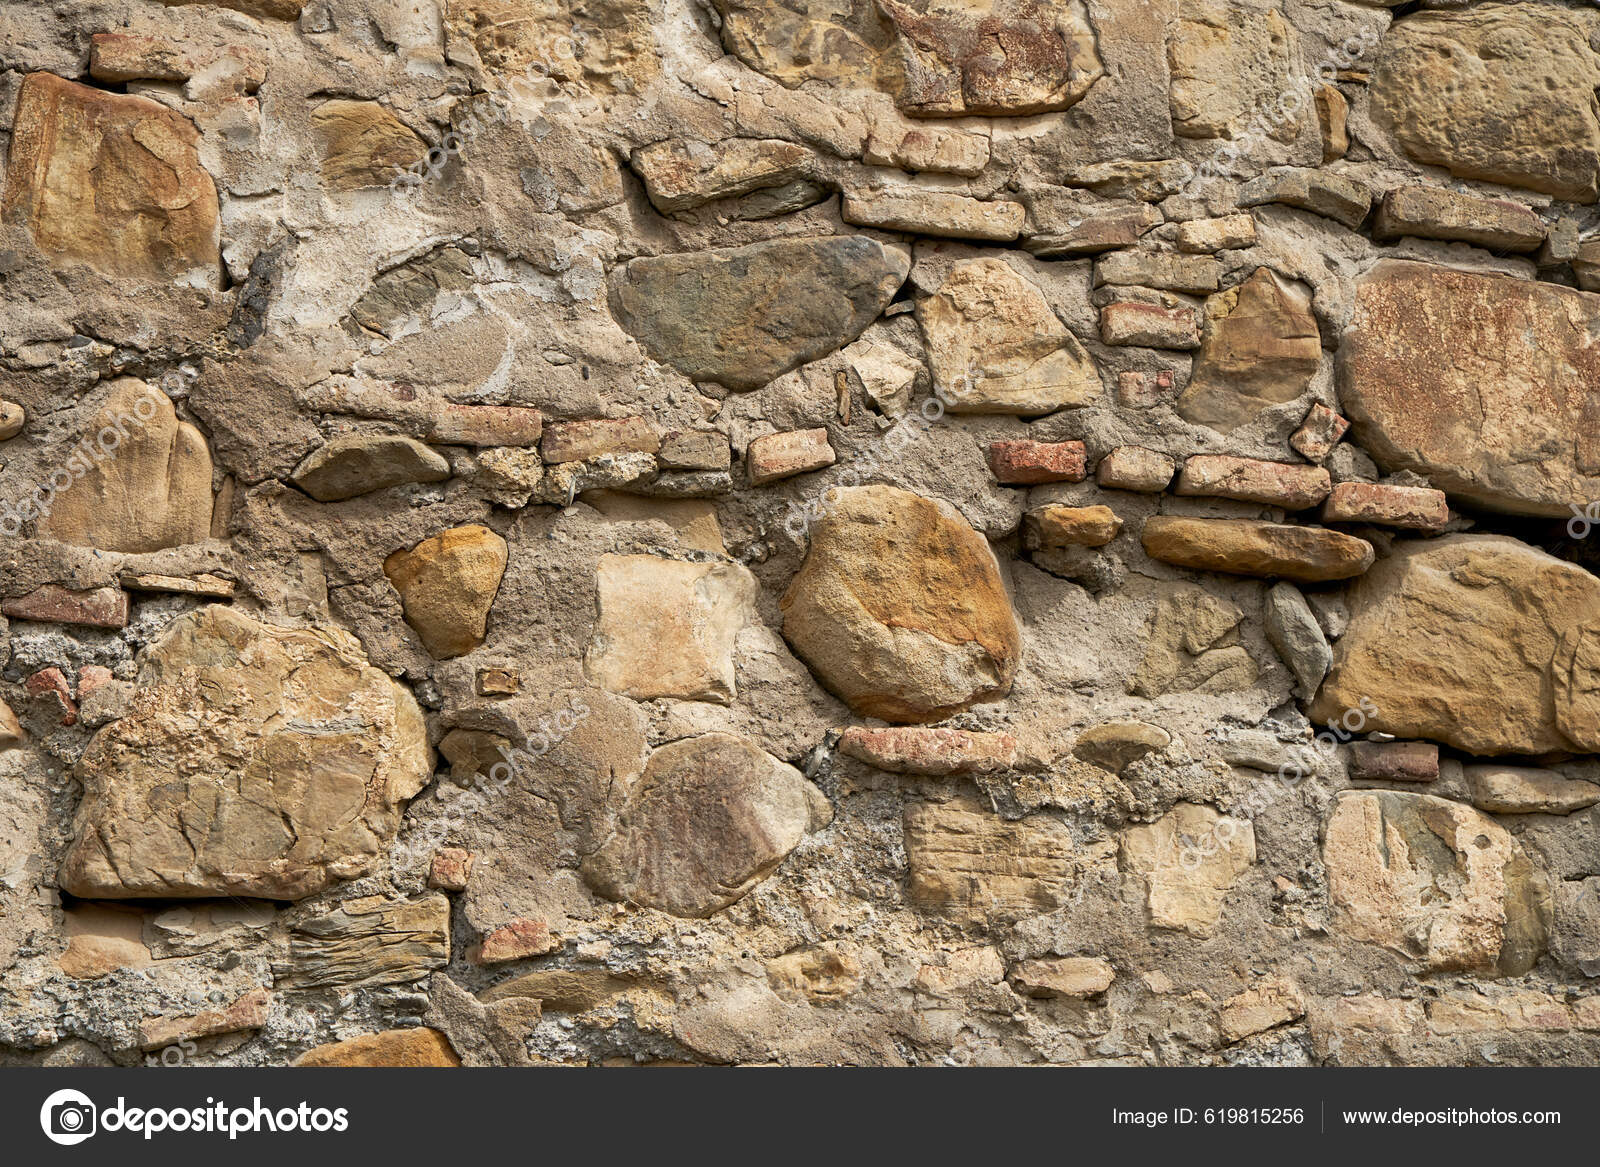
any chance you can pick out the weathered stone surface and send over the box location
[1465,766,1600,816]
[1576,239,1600,294]
[843,188,1024,241]
[35,379,214,553]
[311,100,427,191]
[1142,517,1374,583]
[1239,167,1371,229]
[919,258,1099,414]
[161,0,304,16]
[1311,534,1600,756]
[1371,6,1600,203]
[1024,504,1121,549]
[844,335,923,417]
[838,726,1017,776]
[1316,85,1348,163]
[1096,446,1173,493]
[541,417,659,464]
[582,733,831,918]
[1373,186,1546,253]
[384,525,508,659]
[60,904,152,980]
[659,430,731,472]
[1099,302,1198,349]
[1025,201,1161,258]
[1169,2,1303,142]
[781,485,1022,722]
[291,435,450,502]
[1176,269,1321,432]
[2,585,128,629]
[120,572,236,599]
[1321,482,1448,531]
[294,1028,460,1067]
[2,73,220,284]
[278,895,450,989]
[1290,403,1348,464]
[1220,978,1304,1043]
[1175,456,1331,510]
[470,918,558,965]
[864,121,990,176]
[1073,721,1169,774]
[1008,956,1114,999]
[1122,803,1254,938]
[1346,742,1438,784]
[140,988,271,1052]
[1115,370,1175,409]
[0,699,21,748]
[59,606,431,900]
[987,439,1086,485]
[612,236,908,391]
[1324,791,1548,975]
[905,794,1074,921]
[1265,582,1331,699]
[747,428,837,485]
[1094,251,1221,295]
[1174,214,1258,254]
[428,847,474,892]
[1339,260,1600,517]
[0,400,23,441]
[1065,158,1191,202]
[631,138,811,212]
[584,555,756,703]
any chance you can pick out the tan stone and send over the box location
[1290,403,1349,464]
[161,0,304,17]
[60,904,153,980]
[766,945,863,1005]
[708,0,892,90]
[35,379,213,553]
[448,0,658,94]
[278,895,450,989]
[139,987,271,1052]
[837,726,1017,776]
[843,188,1025,241]
[1373,186,1546,253]
[1169,2,1303,142]
[1464,765,1600,816]
[1024,505,1122,549]
[1129,585,1257,698]
[1098,302,1198,349]
[0,400,23,441]
[905,793,1074,922]
[1096,445,1174,493]
[1219,978,1305,1043]
[584,555,756,704]
[1174,214,1257,254]
[481,968,634,1013]
[1239,167,1371,230]
[582,733,831,918]
[2,73,219,284]
[540,417,659,464]
[1026,201,1162,258]
[1320,482,1448,531]
[291,435,450,502]
[1094,251,1221,295]
[1008,957,1115,999]
[1122,803,1254,938]
[747,428,837,485]
[1175,456,1331,510]
[59,607,430,900]
[1141,517,1374,584]
[1310,535,1600,756]
[1176,268,1322,432]
[631,138,811,213]
[384,525,508,659]
[1072,721,1170,774]
[1315,85,1348,163]
[864,121,990,176]
[470,918,558,965]
[1324,791,1548,975]
[294,1028,460,1067]
[918,258,1100,414]
[1065,158,1191,202]
[781,485,1022,723]
[1338,260,1600,517]
[1371,6,1600,202]
[311,100,428,191]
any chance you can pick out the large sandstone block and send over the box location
[1370,7,1600,202]
[1168,2,1303,142]
[2,73,220,285]
[36,379,214,554]
[582,733,831,918]
[612,236,909,390]
[781,485,1022,723]
[1338,260,1600,517]
[1324,791,1549,976]
[1310,535,1600,757]
[59,607,432,900]
[904,793,1074,922]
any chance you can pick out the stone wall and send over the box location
[1,0,1598,1068]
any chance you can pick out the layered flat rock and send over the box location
[612,236,908,390]
[581,733,831,918]
[59,606,432,900]
[904,793,1074,922]
[1141,517,1374,583]
[918,258,1099,414]
[1338,260,1600,516]
[2,72,220,284]
[1310,534,1600,756]
[294,1028,459,1067]
[1324,791,1548,976]
[1465,766,1600,816]
[34,380,213,552]
[630,138,812,213]
[1373,186,1546,253]
[278,895,450,988]
[291,434,451,501]
[838,726,1017,775]
[781,485,1022,723]
[384,525,508,659]
[1370,6,1600,202]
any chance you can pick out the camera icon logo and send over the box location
[39,1089,97,1146]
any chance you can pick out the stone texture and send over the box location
[384,525,508,659]
[1122,803,1254,938]
[1339,260,1600,517]
[843,188,1025,241]
[1320,482,1448,531]
[1373,186,1546,253]
[1096,446,1174,493]
[1324,791,1548,976]
[582,733,831,918]
[781,486,1022,723]
[2,585,128,629]
[1290,404,1349,464]
[540,417,659,464]
[277,895,450,989]
[1465,766,1600,816]
[1265,582,1331,700]
[1094,251,1221,295]
[2,73,220,284]
[905,794,1074,922]
[1008,957,1114,999]
[1239,167,1371,230]
[1141,517,1374,584]
[294,1028,460,1067]
[838,726,1017,776]
[987,440,1086,485]
[584,555,756,703]
[1024,505,1121,549]
[1316,85,1348,163]
[1175,456,1331,510]
[1023,198,1160,257]
[1219,978,1304,1044]
[35,379,214,553]
[747,428,837,485]
[613,236,908,391]
[631,138,811,213]
[1072,721,1170,774]
[291,435,450,502]
[864,122,990,176]
[311,100,427,191]
[1176,269,1321,433]
[470,918,558,965]
[919,258,1100,414]
[1099,302,1198,349]
[1310,534,1600,756]
[59,606,431,900]
[1345,742,1439,785]
[428,847,474,892]
[1168,2,1303,142]
[140,988,271,1052]
[1371,6,1600,203]
[1174,214,1258,254]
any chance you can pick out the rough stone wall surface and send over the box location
[2,0,1600,1069]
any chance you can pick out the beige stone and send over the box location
[139,987,271,1052]
[864,122,990,176]
[60,904,153,979]
[1373,186,1546,253]
[294,1028,460,1067]
[1129,585,1257,698]
[1096,446,1174,493]
[1141,517,1374,584]
[584,555,756,704]
[1072,721,1170,774]
[1008,957,1115,999]
[1169,2,1303,142]
[918,258,1100,414]
[291,435,450,502]
[278,895,450,989]
[631,138,811,213]
[843,188,1025,241]
[1175,456,1331,510]
[1324,791,1548,975]
[1174,214,1257,254]
[1122,803,1254,938]
[1220,978,1305,1043]
[747,428,837,485]
[1465,766,1600,816]
[781,485,1022,723]
[1239,167,1371,229]
[1094,251,1221,295]
[905,793,1074,922]
[59,607,431,900]
[384,525,508,659]
[311,100,428,191]
[837,726,1017,776]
